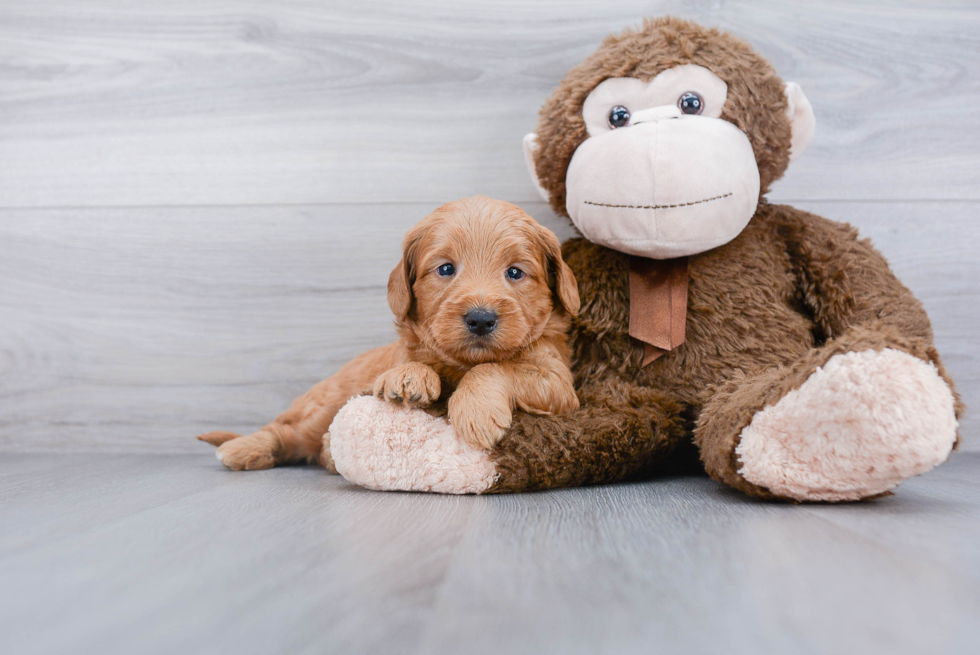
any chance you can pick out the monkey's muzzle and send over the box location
[565,114,761,259]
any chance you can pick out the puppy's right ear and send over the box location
[387,256,413,322]
[388,231,422,322]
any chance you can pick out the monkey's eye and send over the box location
[437,263,455,277]
[607,106,631,128]
[506,267,525,281]
[678,92,704,115]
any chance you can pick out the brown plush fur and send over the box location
[198,197,580,468]
[489,204,962,494]
[482,17,962,496]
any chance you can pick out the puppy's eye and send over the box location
[608,106,631,128]
[506,267,525,281]
[678,92,704,115]
[437,263,455,277]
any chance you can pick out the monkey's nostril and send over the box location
[464,308,498,336]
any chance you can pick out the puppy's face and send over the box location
[388,196,579,367]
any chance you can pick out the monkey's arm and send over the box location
[679,206,963,502]
[775,204,932,342]
[486,379,690,492]
[328,376,690,494]
[774,204,962,416]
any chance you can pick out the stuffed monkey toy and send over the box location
[326,17,962,501]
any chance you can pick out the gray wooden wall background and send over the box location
[2,0,978,454]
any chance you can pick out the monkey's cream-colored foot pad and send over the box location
[328,396,498,494]
[736,348,958,502]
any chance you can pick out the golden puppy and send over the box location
[198,196,580,471]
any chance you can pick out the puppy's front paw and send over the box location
[373,363,441,407]
[448,388,512,450]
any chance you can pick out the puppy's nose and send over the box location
[464,308,498,336]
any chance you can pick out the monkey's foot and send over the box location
[735,348,958,502]
[328,396,498,494]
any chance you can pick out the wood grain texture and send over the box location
[0,201,975,453]
[1,453,979,655]
[1,0,979,207]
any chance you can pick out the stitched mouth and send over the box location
[584,192,732,210]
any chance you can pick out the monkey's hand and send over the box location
[373,362,441,408]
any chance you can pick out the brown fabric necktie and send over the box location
[629,256,689,367]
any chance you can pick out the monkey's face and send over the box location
[563,65,760,259]
[523,19,816,261]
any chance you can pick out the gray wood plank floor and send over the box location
[1,453,979,655]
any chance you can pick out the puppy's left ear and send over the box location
[536,225,580,317]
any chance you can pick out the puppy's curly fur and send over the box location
[198,196,580,469]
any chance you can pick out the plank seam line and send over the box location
[0,198,978,212]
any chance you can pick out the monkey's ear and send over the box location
[536,225,580,317]
[784,82,816,162]
[523,133,551,202]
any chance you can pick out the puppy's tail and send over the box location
[196,431,241,447]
